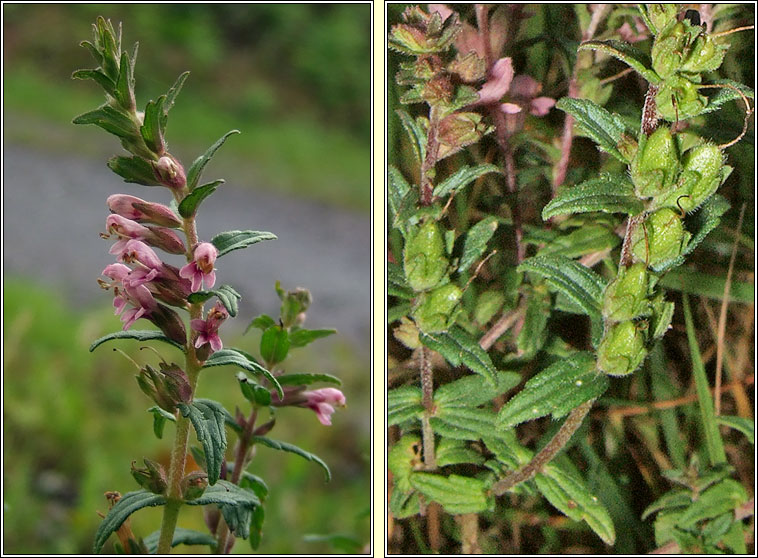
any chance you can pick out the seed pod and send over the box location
[680,30,728,75]
[403,219,449,292]
[411,282,462,333]
[653,143,727,212]
[181,471,209,500]
[652,21,689,80]
[131,458,167,494]
[596,321,647,376]
[630,208,687,268]
[631,126,681,198]
[645,4,678,35]
[656,77,707,121]
[602,262,651,322]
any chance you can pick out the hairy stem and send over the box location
[492,399,592,495]
[419,347,436,470]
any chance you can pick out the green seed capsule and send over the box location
[597,321,647,376]
[680,31,727,75]
[631,126,681,198]
[403,220,448,292]
[653,143,726,212]
[656,77,708,121]
[630,208,686,268]
[602,263,651,322]
[646,4,678,35]
[411,283,462,333]
[652,21,689,80]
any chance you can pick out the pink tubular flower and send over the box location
[107,194,182,228]
[180,242,218,292]
[105,214,153,255]
[190,302,228,352]
[302,388,346,426]
[120,239,164,271]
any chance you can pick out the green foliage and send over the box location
[177,400,229,485]
[186,284,241,317]
[253,437,331,482]
[202,348,282,399]
[210,229,278,257]
[93,490,167,553]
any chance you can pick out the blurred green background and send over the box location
[3,3,370,555]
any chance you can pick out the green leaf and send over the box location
[72,68,116,96]
[536,463,616,545]
[186,480,260,539]
[409,472,493,514]
[388,386,423,426]
[73,104,137,139]
[178,179,224,218]
[716,415,754,444]
[288,328,337,348]
[517,285,551,359]
[434,371,520,408]
[420,326,497,386]
[658,268,753,304]
[89,330,184,352]
[236,371,270,406]
[556,98,633,164]
[164,71,190,113]
[249,506,265,550]
[642,489,692,520]
[388,165,411,221]
[578,39,659,84]
[143,528,217,554]
[539,224,621,259]
[303,533,362,554]
[518,255,607,320]
[430,406,497,441]
[388,262,413,299]
[186,130,240,190]
[107,155,162,186]
[253,436,331,481]
[681,194,730,259]
[203,348,282,399]
[140,96,166,154]
[177,399,228,485]
[497,352,606,428]
[211,230,277,258]
[433,164,501,198]
[395,109,426,164]
[260,325,290,365]
[186,284,241,317]
[436,438,485,467]
[246,314,275,333]
[542,174,643,219]
[682,294,727,465]
[147,406,175,439]
[115,51,134,109]
[276,373,342,387]
[700,79,754,116]
[93,490,166,553]
[459,216,498,273]
[676,478,747,528]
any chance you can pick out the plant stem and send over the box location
[419,347,436,470]
[492,399,592,495]
[157,192,203,554]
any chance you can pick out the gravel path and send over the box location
[3,143,370,354]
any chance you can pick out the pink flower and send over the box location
[105,214,153,255]
[180,242,218,292]
[107,194,182,228]
[302,388,346,426]
[101,263,158,330]
[508,75,556,116]
[119,239,164,271]
[190,302,228,353]
[476,57,515,105]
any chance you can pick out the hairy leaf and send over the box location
[388,386,423,426]
[677,479,747,528]
[433,164,501,198]
[410,472,492,514]
[459,216,498,273]
[107,155,162,186]
[202,348,282,399]
[187,284,241,317]
[434,371,520,408]
[178,179,224,218]
[420,326,497,386]
[186,130,240,190]
[164,71,190,112]
[542,174,643,219]
[73,104,137,139]
[253,436,331,481]
[89,329,184,352]
[700,79,754,116]
[430,406,497,441]
[141,96,166,154]
[147,406,175,439]
[177,399,228,485]
[716,415,754,445]
[288,328,337,348]
[93,490,166,553]
[556,98,633,164]
[275,372,342,387]
[578,39,659,84]
[186,480,260,538]
[211,230,277,258]
[395,109,426,164]
[436,438,486,467]
[143,528,217,554]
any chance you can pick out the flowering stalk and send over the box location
[75,17,344,554]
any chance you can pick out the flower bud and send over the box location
[656,77,707,121]
[144,226,186,255]
[631,126,680,198]
[136,362,191,412]
[107,194,182,228]
[630,208,687,269]
[153,154,186,189]
[181,471,209,500]
[403,220,448,292]
[411,282,462,333]
[645,4,678,35]
[278,285,312,329]
[597,321,647,376]
[149,304,187,345]
[602,263,651,322]
[653,143,727,213]
[131,458,167,494]
[253,417,276,437]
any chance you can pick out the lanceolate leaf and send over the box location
[202,348,282,399]
[143,528,217,554]
[164,71,190,113]
[107,155,162,186]
[556,98,633,164]
[436,438,486,467]
[434,371,520,408]
[141,95,165,154]
[288,328,337,348]
[676,478,747,528]
[186,480,260,538]
[388,262,413,299]
[72,68,116,96]
[275,372,342,387]
[388,386,423,426]
[536,463,616,545]
[253,436,331,481]
[420,326,497,386]
[178,179,224,218]
[497,352,606,428]
[430,406,497,441]
[539,224,621,259]
[93,490,166,553]
[409,472,492,514]
[186,130,240,190]
[147,405,176,439]
[395,109,426,164]
[459,216,498,273]
[542,174,643,219]
[433,164,501,198]
[73,104,137,139]
[177,399,229,485]
[716,415,754,445]
[681,194,730,259]
[578,39,659,84]
[699,79,754,116]
[389,165,411,220]
[89,330,184,352]
[518,255,607,320]
[187,284,241,317]
[211,230,277,257]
